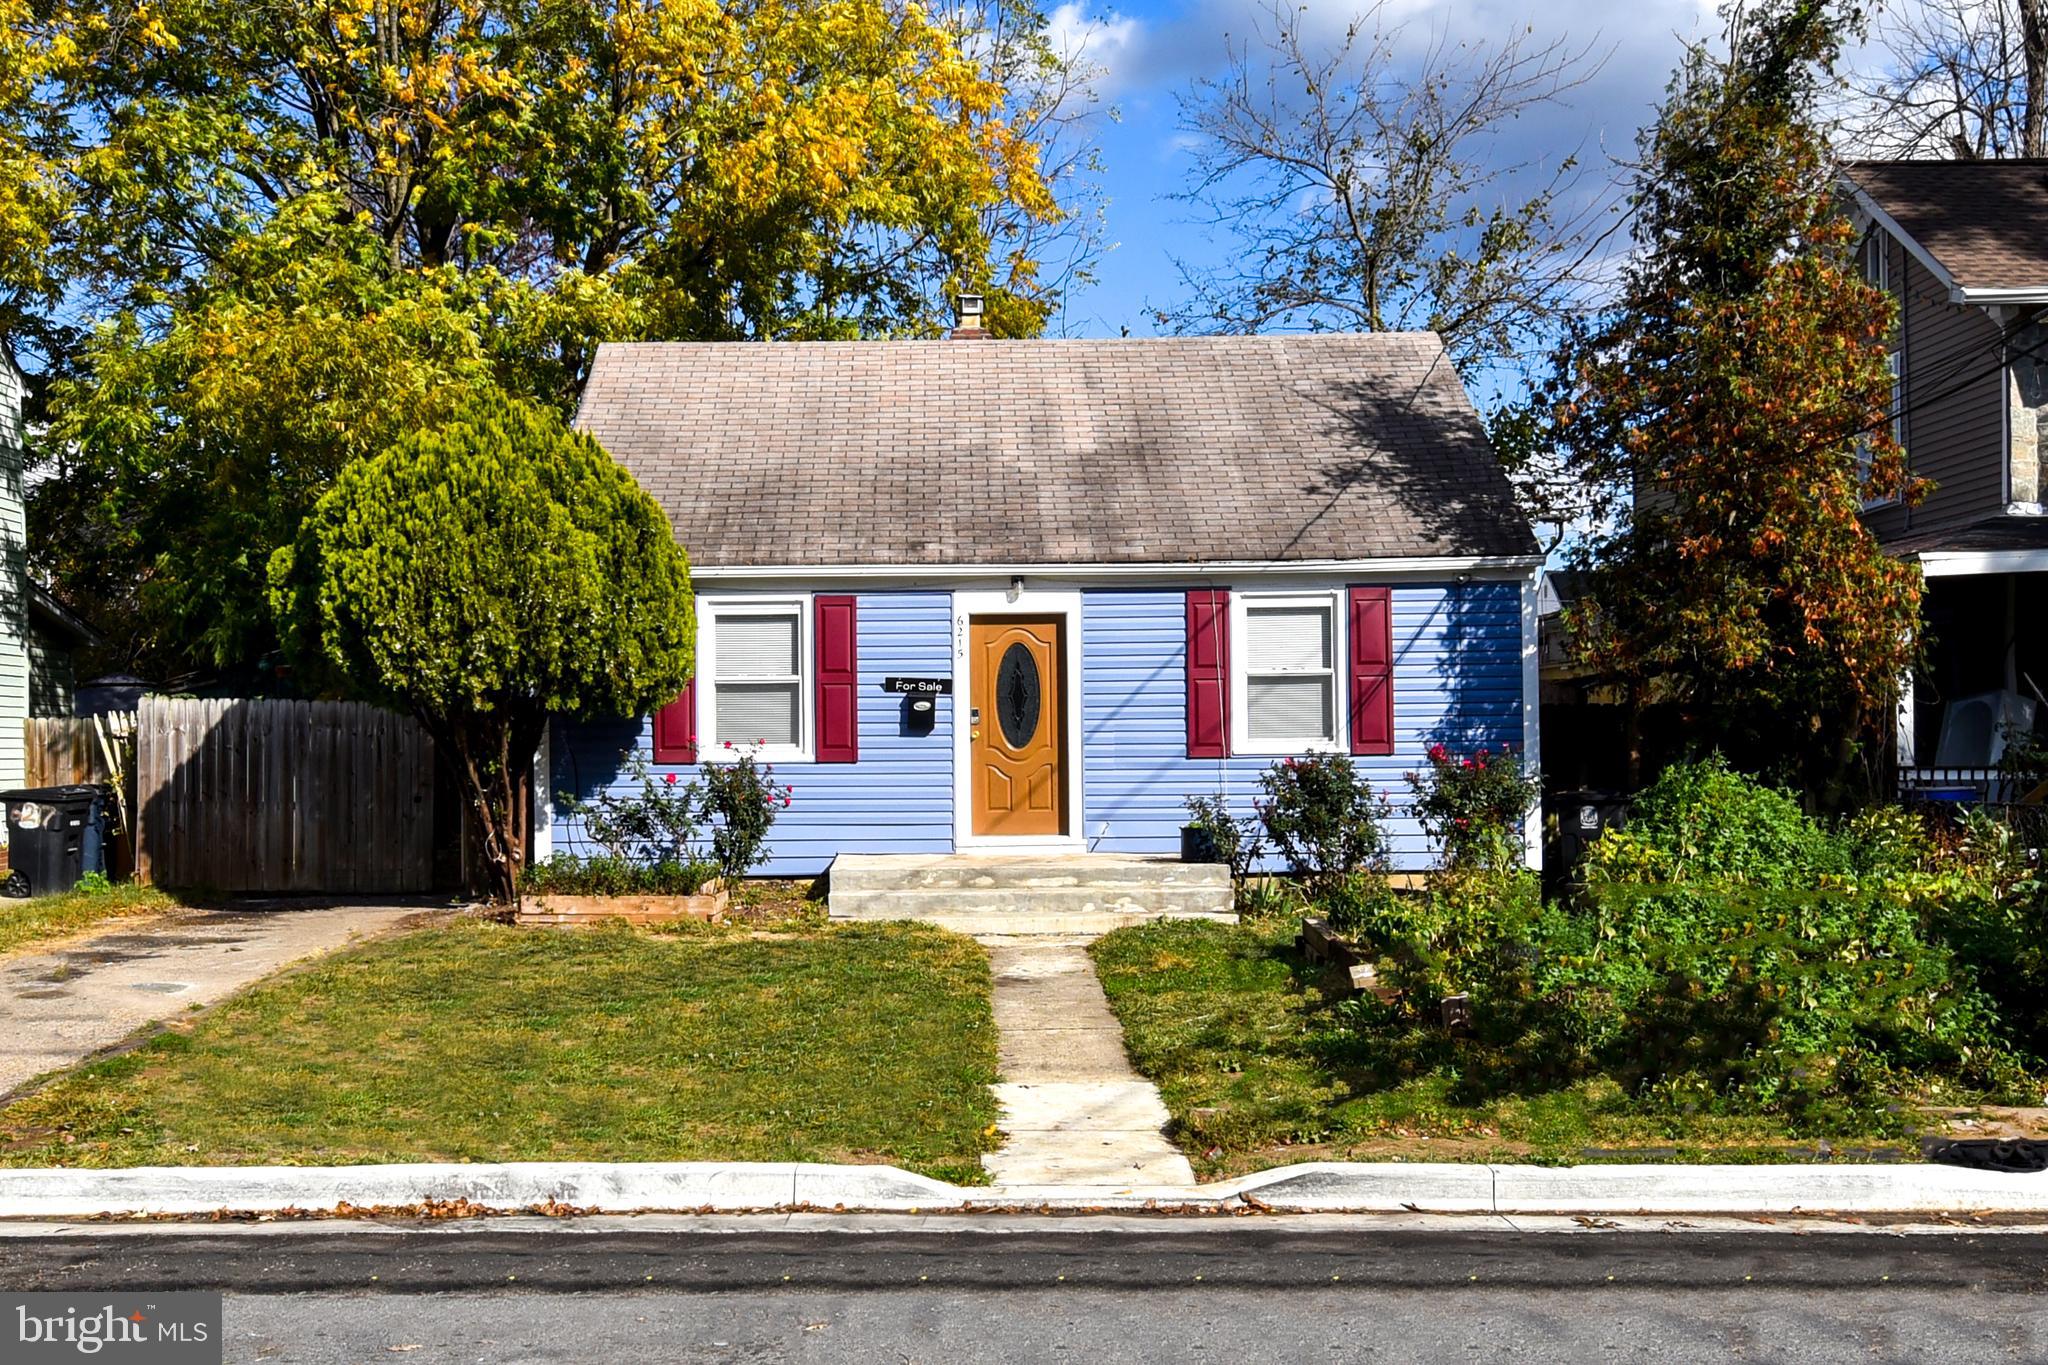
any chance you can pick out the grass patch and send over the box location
[0,884,180,959]
[1091,917,1931,1179]
[1,919,999,1182]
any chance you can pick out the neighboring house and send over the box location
[0,349,29,790]
[28,585,100,717]
[1839,160,2048,787]
[554,329,1543,876]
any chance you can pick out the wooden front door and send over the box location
[969,616,1066,837]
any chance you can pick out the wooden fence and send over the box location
[133,696,438,893]
[24,713,135,788]
[22,713,140,879]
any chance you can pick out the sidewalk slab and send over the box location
[979,938,1196,1186]
[991,1081,1174,1134]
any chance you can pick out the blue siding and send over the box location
[550,592,954,877]
[552,581,1527,877]
[1080,585,1523,870]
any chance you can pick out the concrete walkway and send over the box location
[0,903,427,1098]
[979,935,1196,1187]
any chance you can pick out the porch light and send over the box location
[1007,575,1024,603]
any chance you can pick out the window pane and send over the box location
[1245,606,1330,672]
[1247,676,1332,741]
[716,683,800,746]
[717,612,798,678]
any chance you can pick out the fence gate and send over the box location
[134,696,437,893]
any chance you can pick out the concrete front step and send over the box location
[914,911,1232,937]
[826,854,1235,930]
[830,853,1231,893]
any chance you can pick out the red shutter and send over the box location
[653,680,697,765]
[1348,586,1394,756]
[1186,589,1230,758]
[814,594,859,763]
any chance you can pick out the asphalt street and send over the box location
[6,1218,2047,1363]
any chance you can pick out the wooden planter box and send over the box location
[515,881,728,926]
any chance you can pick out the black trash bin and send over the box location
[1544,788,1631,894]
[0,784,114,898]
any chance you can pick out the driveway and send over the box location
[0,902,429,1098]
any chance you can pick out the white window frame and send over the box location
[1229,589,1348,756]
[1863,228,1889,293]
[1860,351,1903,511]
[695,593,813,764]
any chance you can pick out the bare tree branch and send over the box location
[1158,1,1611,378]
[1844,0,2047,158]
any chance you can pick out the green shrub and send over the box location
[523,852,719,896]
[1354,868,1545,1017]
[698,748,792,883]
[1316,869,1402,937]
[1407,743,1538,871]
[1551,879,2031,1116]
[1311,757,2046,1124]
[1910,811,2048,1058]
[562,751,701,865]
[1183,793,1266,881]
[1256,753,1392,899]
[1594,756,1844,887]
[561,744,792,886]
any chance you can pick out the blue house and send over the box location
[550,326,1542,879]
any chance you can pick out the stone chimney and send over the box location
[949,293,990,339]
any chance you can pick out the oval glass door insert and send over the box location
[996,642,1041,748]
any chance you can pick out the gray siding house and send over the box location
[0,350,30,790]
[1841,160,2048,784]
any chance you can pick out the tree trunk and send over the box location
[1623,681,1646,790]
[425,708,545,908]
[2023,0,2047,158]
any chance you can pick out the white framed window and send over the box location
[697,595,812,762]
[1862,229,1889,293]
[1889,349,1904,446]
[1230,590,1344,755]
[1859,351,1903,510]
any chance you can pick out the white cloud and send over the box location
[1045,3,1145,87]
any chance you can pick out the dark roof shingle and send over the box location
[574,333,1537,568]
[1843,159,2048,291]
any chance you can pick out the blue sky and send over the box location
[1044,0,1728,339]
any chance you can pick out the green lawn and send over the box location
[1091,917,1928,1178]
[0,884,180,958]
[0,920,1000,1182]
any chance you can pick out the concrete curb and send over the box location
[0,1159,2043,1220]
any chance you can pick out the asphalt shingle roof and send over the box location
[575,333,1538,568]
[1843,159,2048,291]
[1884,517,2048,560]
